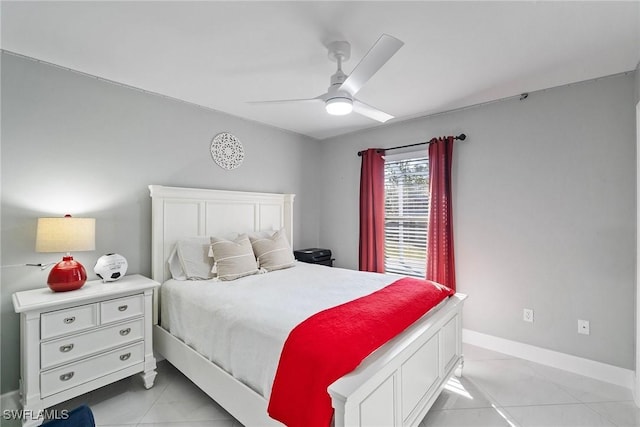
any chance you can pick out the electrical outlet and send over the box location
[578,319,590,335]
[523,308,534,323]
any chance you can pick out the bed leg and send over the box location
[454,355,464,378]
[141,369,157,389]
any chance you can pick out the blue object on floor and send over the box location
[41,404,95,427]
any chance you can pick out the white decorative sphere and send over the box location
[94,253,128,282]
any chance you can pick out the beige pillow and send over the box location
[209,234,259,281]
[249,229,296,272]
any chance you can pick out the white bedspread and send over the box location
[161,262,397,399]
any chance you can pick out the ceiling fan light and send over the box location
[326,97,353,116]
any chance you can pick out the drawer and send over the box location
[41,304,98,340]
[41,318,144,370]
[101,294,144,324]
[40,341,144,398]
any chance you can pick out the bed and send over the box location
[149,184,466,427]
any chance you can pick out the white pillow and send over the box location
[209,234,259,281]
[167,246,187,280]
[167,237,213,280]
[249,228,296,272]
[248,230,276,239]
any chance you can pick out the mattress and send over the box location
[161,262,398,399]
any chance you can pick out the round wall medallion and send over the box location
[210,132,244,170]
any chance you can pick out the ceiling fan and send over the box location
[250,34,404,122]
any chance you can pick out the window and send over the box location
[384,154,429,277]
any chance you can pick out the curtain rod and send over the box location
[357,133,466,157]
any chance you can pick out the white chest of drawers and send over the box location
[12,275,160,427]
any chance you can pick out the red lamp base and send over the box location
[47,256,87,292]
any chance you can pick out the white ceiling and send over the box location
[2,1,639,140]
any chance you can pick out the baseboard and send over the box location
[463,329,635,390]
[1,390,20,410]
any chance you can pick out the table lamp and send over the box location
[36,215,96,292]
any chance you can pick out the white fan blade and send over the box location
[339,34,403,96]
[353,99,394,123]
[248,96,324,105]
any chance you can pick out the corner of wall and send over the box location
[635,59,640,408]
[635,61,640,104]
[634,8,639,402]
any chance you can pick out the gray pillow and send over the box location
[249,228,295,272]
[209,234,259,281]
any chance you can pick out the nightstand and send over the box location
[12,274,160,427]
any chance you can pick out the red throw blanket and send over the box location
[267,277,454,427]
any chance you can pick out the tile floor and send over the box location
[7,344,640,426]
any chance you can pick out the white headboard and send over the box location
[149,185,295,285]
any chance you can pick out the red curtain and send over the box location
[359,149,385,272]
[427,137,456,291]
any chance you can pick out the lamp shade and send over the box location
[36,216,95,253]
[36,215,95,292]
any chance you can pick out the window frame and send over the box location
[383,149,429,278]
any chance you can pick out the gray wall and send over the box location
[0,52,321,393]
[318,72,636,369]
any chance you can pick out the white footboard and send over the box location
[329,294,466,427]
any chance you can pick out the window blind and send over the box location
[384,156,429,277]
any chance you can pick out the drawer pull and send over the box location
[119,328,131,336]
[63,316,76,324]
[119,352,131,361]
[59,372,74,382]
[59,344,74,353]
[118,305,128,312]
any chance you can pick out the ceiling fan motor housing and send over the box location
[330,70,348,88]
[326,87,352,101]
